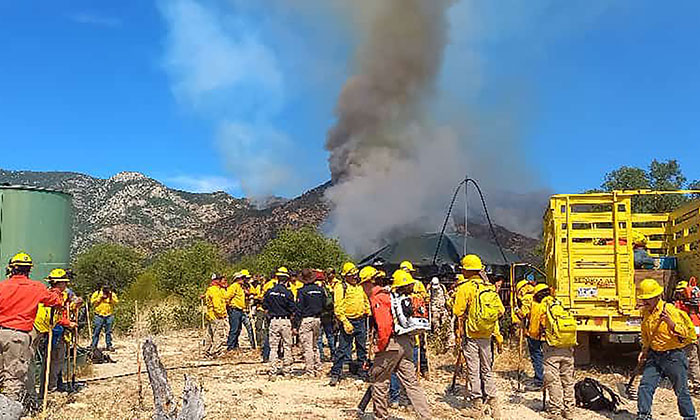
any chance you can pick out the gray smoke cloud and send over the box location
[323,0,478,255]
[323,0,553,256]
[326,0,454,180]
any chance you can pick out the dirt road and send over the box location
[38,329,696,420]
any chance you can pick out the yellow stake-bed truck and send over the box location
[542,190,700,363]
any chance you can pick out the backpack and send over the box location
[320,285,335,320]
[88,347,116,364]
[391,293,430,335]
[467,283,505,336]
[543,297,578,348]
[574,377,621,412]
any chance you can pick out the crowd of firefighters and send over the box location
[0,252,118,412]
[204,252,700,420]
[0,248,698,420]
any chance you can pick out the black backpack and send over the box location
[574,377,621,413]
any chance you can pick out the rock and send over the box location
[0,394,23,420]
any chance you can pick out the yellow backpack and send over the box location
[467,283,505,336]
[543,297,578,348]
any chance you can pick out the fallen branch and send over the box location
[84,360,258,382]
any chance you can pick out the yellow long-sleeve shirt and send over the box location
[642,300,697,352]
[333,282,370,322]
[512,282,535,324]
[288,279,304,299]
[90,291,119,316]
[413,280,429,301]
[527,300,545,340]
[263,279,278,295]
[226,283,246,310]
[452,275,480,319]
[249,284,263,305]
[35,290,70,333]
[205,285,228,321]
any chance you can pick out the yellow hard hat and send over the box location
[359,266,379,284]
[47,268,70,283]
[240,269,251,278]
[516,279,529,292]
[632,231,648,247]
[276,267,290,278]
[676,280,689,291]
[341,262,359,277]
[391,270,416,290]
[460,254,483,271]
[9,252,33,268]
[533,283,549,294]
[400,261,416,272]
[637,278,664,300]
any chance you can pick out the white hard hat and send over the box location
[431,277,440,286]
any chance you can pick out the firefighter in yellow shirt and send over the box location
[263,273,279,295]
[226,272,247,351]
[400,260,430,378]
[249,274,265,350]
[524,283,547,391]
[513,278,536,324]
[288,273,304,299]
[90,284,119,351]
[636,278,697,420]
[328,262,370,386]
[31,269,79,395]
[204,274,229,358]
[452,255,504,420]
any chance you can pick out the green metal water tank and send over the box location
[0,186,73,281]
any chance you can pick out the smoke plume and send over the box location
[324,0,479,255]
[326,0,453,180]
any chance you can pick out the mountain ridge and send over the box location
[0,169,538,262]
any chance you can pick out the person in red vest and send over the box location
[360,267,431,420]
[674,279,700,393]
[0,253,63,402]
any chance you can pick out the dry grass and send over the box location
[35,329,699,420]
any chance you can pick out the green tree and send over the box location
[243,226,348,275]
[73,243,145,295]
[600,159,697,213]
[647,159,687,212]
[149,241,228,298]
[689,180,700,199]
[602,166,649,191]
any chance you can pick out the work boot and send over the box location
[524,382,542,392]
[328,376,340,387]
[541,411,563,420]
[463,399,485,419]
[487,397,502,420]
[106,346,115,352]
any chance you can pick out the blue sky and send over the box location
[1,0,698,198]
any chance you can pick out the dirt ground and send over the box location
[35,329,698,420]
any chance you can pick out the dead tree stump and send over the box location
[142,337,205,420]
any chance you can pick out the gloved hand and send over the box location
[342,320,354,335]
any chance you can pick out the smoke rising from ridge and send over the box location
[324,0,483,255]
